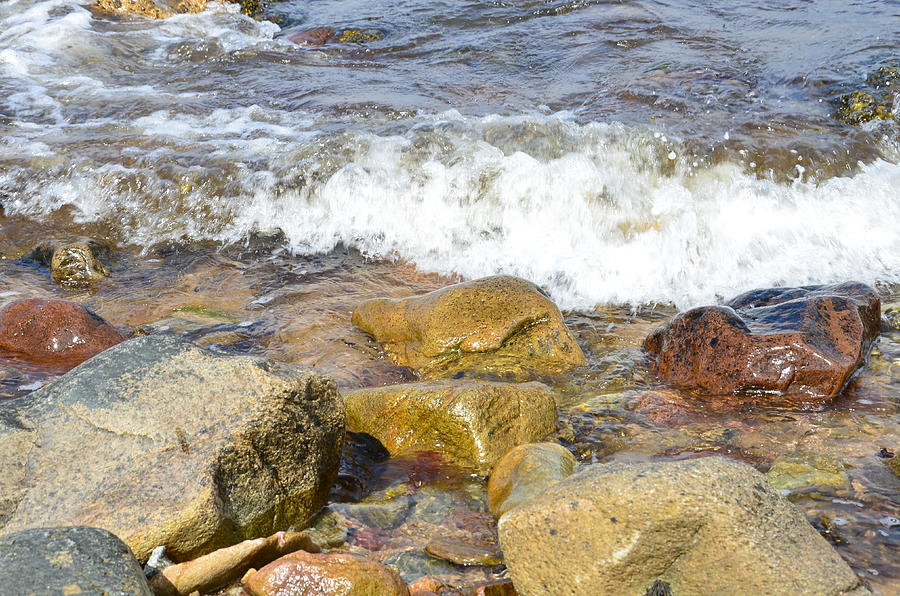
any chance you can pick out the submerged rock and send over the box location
[499,456,869,596]
[352,275,586,379]
[487,442,576,517]
[0,526,152,595]
[285,27,337,46]
[0,335,344,562]
[887,455,900,478]
[766,452,849,492]
[835,90,892,125]
[343,380,557,474]
[243,551,407,596]
[424,536,502,566]
[0,298,125,368]
[643,282,880,400]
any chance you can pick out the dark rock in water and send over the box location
[498,456,870,596]
[0,526,152,596]
[285,27,337,46]
[0,335,344,562]
[643,282,880,399]
[32,240,111,287]
[0,298,125,368]
[243,550,407,596]
[424,536,502,566]
[331,430,391,503]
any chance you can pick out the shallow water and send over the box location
[1,0,899,592]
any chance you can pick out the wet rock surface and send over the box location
[499,456,870,596]
[343,380,557,473]
[243,550,408,596]
[644,283,880,399]
[0,526,152,596]
[424,536,501,566]
[33,240,111,287]
[487,442,576,517]
[0,335,344,562]
[94,0,210,18]
[352,275,586,379]
[0,297,125,368]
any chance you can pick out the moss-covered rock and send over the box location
[835,90,892,125]
[338,28,384,44]
[352,275,586,380]
[33,240,111,287]
[343,380,557,474]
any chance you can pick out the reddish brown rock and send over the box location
[406,576,445,594]
[243,551,408,596]
[285,27,337,46]
[0,298,125,368]
[643,283,880,400]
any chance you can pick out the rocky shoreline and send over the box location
[1,262,897,595]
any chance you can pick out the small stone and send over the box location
[284,27,336,46]
[406,576,445,593]
[0,298,125,368]
[243,551,407,596]
[338,29,384,43]
[424,536,501,566]
[473,579,518,596]
[38,242,109,287]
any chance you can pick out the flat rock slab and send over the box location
[352,275,586,379]
[644,283,880,399]
[0,526,152,596]
[499,456,869,596]
[0,335,344,562]
[343,380,557,474]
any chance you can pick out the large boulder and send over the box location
[644,283,880,399]
[487,442,576,517]
[499,456,869,596]
[352,276,586,379]
[0,297,126,368]
[243,550,408,596]
[343,380,557,474]
[0,335,344,562]
[0,526,152,596]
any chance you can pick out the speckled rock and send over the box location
[0,526,152,596]
[487,442,576,517]
[94,0,210,18]
[0,297,125,368]
[0,335,344,562]
[644,283,880,400]
[352,275,586,379]
[243,550,408,596]
[343,380,557,474]
[499,457,869,596]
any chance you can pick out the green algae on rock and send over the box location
[498,457,870,596]
[343,380,557,474]
[835,90,893,125]
[0,335,344,562]
[33,240,110,287]
[766,452,849,492]
[487,442,576,518]
[338,29,385,44]
[352,275,586,380]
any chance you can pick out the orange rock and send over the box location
[644,283,880,400]
[407,576,444,593]
[0,298,125,368]
[244,551,408,596]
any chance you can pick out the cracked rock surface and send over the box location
[0,335,344,562]
[498,456,870,596]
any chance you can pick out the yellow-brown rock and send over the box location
[343,380,557,474]
[94,0,211,18]
[243,551,408,596]
[487,442,576,517]
[352,276,585,379]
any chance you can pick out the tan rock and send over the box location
[243,551,408,596]
[352,276,585,379]
[33,240,110,287]
[94,0,210,18]
[0,335,344,562]
[150,531,319,596]
[344,380,557,474]
[424,536,501,566]
[487,442,576,517]
[499,457,869,596]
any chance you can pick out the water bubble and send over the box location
[667,151,677,160]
